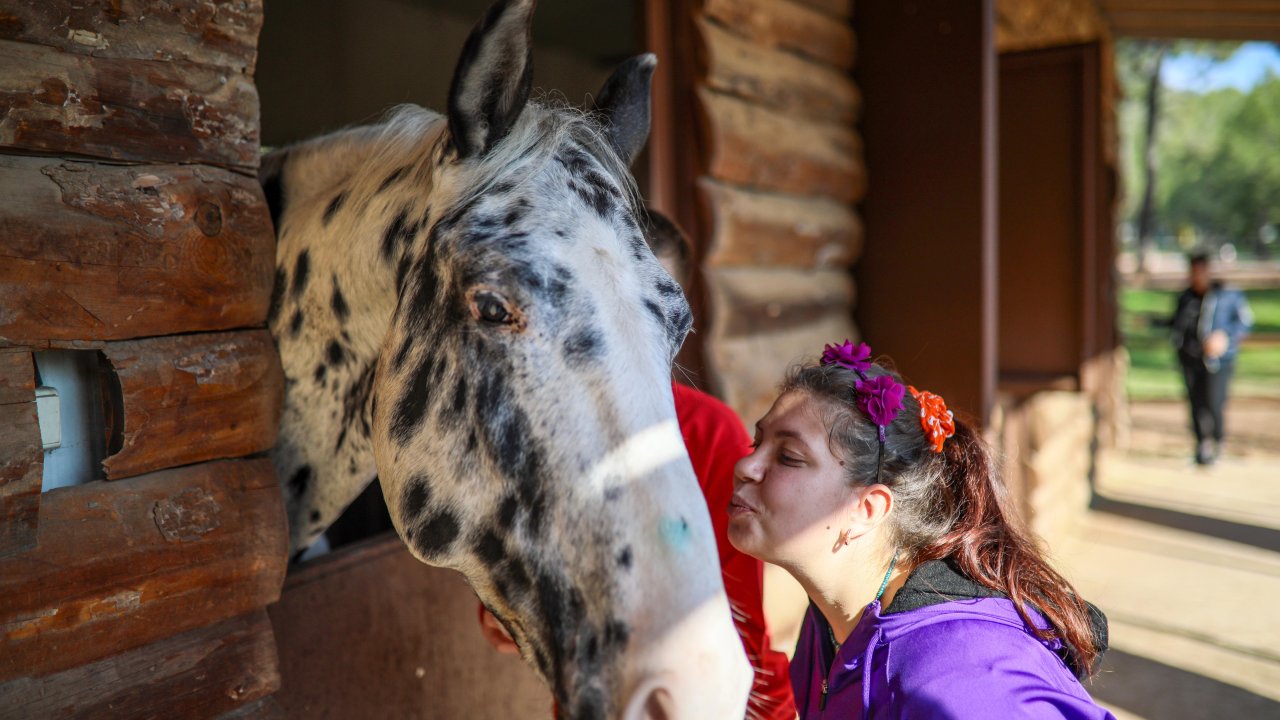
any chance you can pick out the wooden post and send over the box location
[853,0,999,424]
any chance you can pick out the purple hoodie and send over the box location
[790,562,1115,719]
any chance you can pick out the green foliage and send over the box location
[1120,287,1280,400]
[1116,40,1280,256]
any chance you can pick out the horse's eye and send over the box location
[473,291,513,324]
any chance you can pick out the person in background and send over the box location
[479,208,796,720]
[729,341,1114,718]
[1167,252,1253,465]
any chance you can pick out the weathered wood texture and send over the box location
[0,39,260,169]
[698,88,865,203]
[697,17,860,124]
[101,330,283,480]
[789,0,854,20]
[699,179,862,269]
[997,0,1106,52]
[270,535,551,719]
[0,156,274,345]
[1098,0,1280,42]
[702,0,856,71]
[691,0,862,424]
[0,458,287,682]
[0,611,281,720]
[0,349,40,556]
[0,0,263,72]
[706,268,857,423]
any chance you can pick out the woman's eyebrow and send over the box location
[756,422,812,449]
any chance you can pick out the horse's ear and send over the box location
[591,54,657,166]
[447,0,536,160]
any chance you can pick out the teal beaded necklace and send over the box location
[827,549,899,653]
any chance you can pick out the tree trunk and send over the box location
[1135,45,1167,274]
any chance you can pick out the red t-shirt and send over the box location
[673,382,797,720]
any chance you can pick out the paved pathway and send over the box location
[1056,397,1280,719]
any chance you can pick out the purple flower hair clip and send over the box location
[819,339,907,480]
[821,340,872,373]
[855,375,906,442]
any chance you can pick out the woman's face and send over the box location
[727,391,855,567]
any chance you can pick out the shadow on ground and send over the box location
[1092,650,1280,719]
[1089,494,1280,553]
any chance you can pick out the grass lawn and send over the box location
[1121,287,1280,400]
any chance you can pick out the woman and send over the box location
[728,340,1114,719]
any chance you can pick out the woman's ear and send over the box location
[845,483,894,537]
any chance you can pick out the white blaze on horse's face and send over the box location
[359,1,751,717]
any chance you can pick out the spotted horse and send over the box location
[258,1,751,717]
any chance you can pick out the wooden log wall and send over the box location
[0,2,285,717]
[693,0,863,424]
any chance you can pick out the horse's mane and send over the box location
[347,100,641,217]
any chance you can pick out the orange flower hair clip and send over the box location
[908,386,955,453]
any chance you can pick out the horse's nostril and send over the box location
[641,687,675,720]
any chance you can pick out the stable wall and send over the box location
[0,1,287,717]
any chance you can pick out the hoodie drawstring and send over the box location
[860,628,880,720]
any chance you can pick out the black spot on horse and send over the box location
[326,339,345,367]
[497,494,518,529]
[378,166,410,193]
[392,334,414,372]
[403,478,431,519]
[450,376,469,419]
[414,509,461,558]
[292,250,310,298]
[475,529,507,565]
[314,363,326,383]
[603,618,630,651]
[655,277,683,300]
[643,299,665,329]
[310,509,321,523]
[572,690,606,720]
[616,546,633,569]
[331,277,350,321]
[391,353,437,444]
[562,327,603,364]
[501,557,532,595]
[290,309,304,337]
[322,191,348,225]
[396,256,412,294]
[268,268,286,325]
[382,208,411,261]
[289,465,312,496]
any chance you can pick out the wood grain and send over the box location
[0,349,40,556]
[101,330,283,480]
[0,611,281,720]
[699,179,862,269]
[702,0,857,72]
[0,39,260,169]
[697,17,860,124]
[706,267,856,338]
[0,156,274,345]
[0,0,263,73]
[698,87,866,203]
[0,458,287,681]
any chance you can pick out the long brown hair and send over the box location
[784,363,1100,675]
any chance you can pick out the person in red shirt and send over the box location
[479,208,795,719]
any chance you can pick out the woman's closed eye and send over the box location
[778,450,804,466]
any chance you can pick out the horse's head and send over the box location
[369,1,751,717]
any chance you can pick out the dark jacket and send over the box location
[1169,282,1253,363]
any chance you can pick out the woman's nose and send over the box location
[734,450,763,485]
